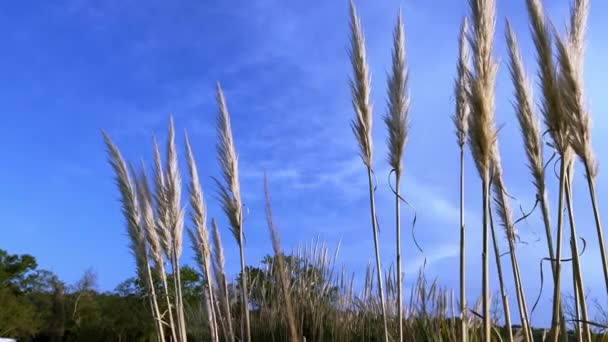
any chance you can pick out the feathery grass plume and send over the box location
[348,2,389,341]
[102,132,165,342]
[211,219,235,342]
[165,117,185,260]
[505,23,544,204]
[135,165,163,270]
[164,117,187,342]
[349,0,373,169]
[452,17,470,342]
[466,0,498,339]
[214,83,250,342]
[556,1,608,296]
[263,174,299,341]
[525,0,569,153]
[384,12,409,177]
[557,7,595,179]
[153,137,173,260]
[136,162,179,342]
[185,134,219,342]
[383,11,409,342]
[454,18,470,149]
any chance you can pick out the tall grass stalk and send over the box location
[135,165,170,342]
[491,153,532,342]
[452,17,470,342]
[564,164,592,341]
[185,134,219,342]
[164,118,188,342]
[211,219,235,342]
[215,83,250,342]
[550,152,570,341]
[556,0,608,295]
[524,0,573,339]
[348,2,389,341]
[152,138,180,342]
[465,0,498,339]
[384,11,410,342]
[263,175,299,341]
[488,203,513,342]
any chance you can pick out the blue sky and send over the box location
[2,0,608,327]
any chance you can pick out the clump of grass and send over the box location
[98,1,608,341]
[102,133,166,341]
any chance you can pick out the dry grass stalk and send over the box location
[185,134,219,342]
[524,1,572,339]
[490,150,532,342]
[152,137,173,259]
[348,1,389,341]
[505,21,559,282]
[506,22,578,341]
[384,11,410,342]
[563,164,592,341]
[525,0,570,153]
[263,174,299,341]
[102,132,165,342]
[152,135,182,342]
[488,205,513,342]
[163,118,188,342]
[466,0,498,339]
[452,17,469,342]
[556,0,608,296]
[211,219,235,342]
[215,83,251,342]
[136,163,179,342]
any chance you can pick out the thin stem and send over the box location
[395,174,403,342]
[238,233,251,342]
[171,254,184,342]
[539,184,569,342]
[539,189,556,277]
[366,167,389,342]
[572,277,582,342]
[174,250,187,342]
[459,147,467,342]
[565,165,592,342]
[510,249,532,341]
[145,262,165,342]
[204,266,219,342]
[159,265,178,342]
[550,158,567,342]
[482,173,491,342]
[584,161,608,294]
[222,274,235,342]
[489,206,513,342]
